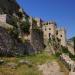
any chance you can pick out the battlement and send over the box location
[42,21,57,26]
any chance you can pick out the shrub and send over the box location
[48,38,51,43]
[21,21,30,34]
[32,27,42,34]
[55,52,61,57]
[61,46,75,60]
[10,16,18,28]
[17,11,23,18]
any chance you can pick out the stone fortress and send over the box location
[0,0,75,72]
[0,0,66,46]
[35,18,66,46]
[30,17,66,47]
[0,0,74,55]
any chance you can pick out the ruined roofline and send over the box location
[34,17,44,22]
[56,27,66,31]
[42,21,57,26]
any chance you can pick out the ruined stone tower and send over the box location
[42,21,66,46]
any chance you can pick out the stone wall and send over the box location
[0,20,13,30]
[42,21,57,40]
[67,44,75,55]
[56,28,66,46]
[0,27,15,56]
[0,26,43,56]
[30,29,44,53]
[0,14,7,22]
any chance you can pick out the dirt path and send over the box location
[38,61,64,75]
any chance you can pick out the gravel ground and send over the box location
[38,61,64,75]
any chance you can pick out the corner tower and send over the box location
[42,21,57,40]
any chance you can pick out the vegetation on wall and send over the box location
[48,38,51,43]
[10,27,19,39]
[20,20,30,34]
[61,46,75,60]
[17,9,23,18]
[32,27,42,34]
[10,16,18,28]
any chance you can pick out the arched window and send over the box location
[49,33,51,38]
[49,28,51,30]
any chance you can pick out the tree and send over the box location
[21,20,30,34]
[10,16,18,28]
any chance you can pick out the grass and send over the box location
[0,52,69,75]
[0,52,57,75]
[57,60,69,75]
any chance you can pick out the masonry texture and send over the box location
[30,29,44,52]
[0,0,68,56]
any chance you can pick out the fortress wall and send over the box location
[57,28,66,46]
[30,29,44,52]
[42,22,56,40]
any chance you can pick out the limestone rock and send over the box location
[0,59,4,64]
[7,63,17,69]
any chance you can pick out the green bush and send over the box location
[48,38,51,43]
[21,21,30,34]
[32,27,42,34]
[55,52,61,57]
[61,46,75,60]
[10,16,18,28]
[17,11,23,18]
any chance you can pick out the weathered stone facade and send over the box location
[0,0,67,56]
[30,29,44,53]
[42,21,66,46]
[0,27,15,56]
[0,0,67,47]
[0,26,37,56]
[67,37,75,55]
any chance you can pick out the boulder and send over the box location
[7,63,17,69]
[0,59,4,64]
[19,60,32,67]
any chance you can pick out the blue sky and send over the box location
[16,0,75,39]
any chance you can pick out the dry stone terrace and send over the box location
[38,61,64,75]
[60,54,75,72]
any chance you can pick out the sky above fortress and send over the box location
[16,0,75,39]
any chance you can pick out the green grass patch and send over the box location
[0,52,58,75]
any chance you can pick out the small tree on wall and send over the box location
[9,16,18,28]
[20,20,30,34]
